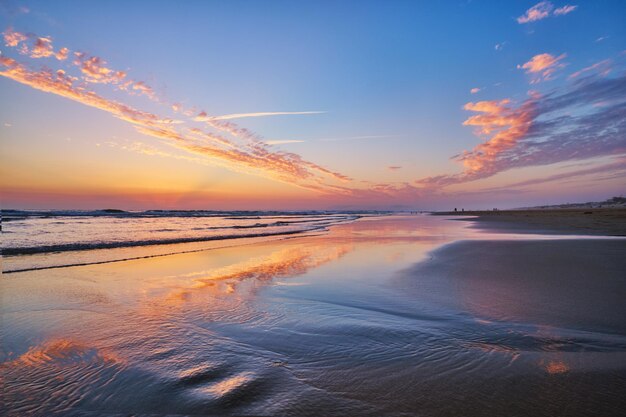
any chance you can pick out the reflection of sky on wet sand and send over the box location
[2,215,626,416]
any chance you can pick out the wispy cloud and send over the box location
[105,140,214,166]
[0,29,355,195]
[518,53,567,83]
[197,111,324,121]
[470,87,481,94]
[517,2,577,24]
[265,135,400,146]
[388,166,402,171]
[494,157,626,190]
[596,36,609,43]
[2,28,157,100]
[0,2,30,16]
[517,1,554,24]
[3,27,27,47]
[418,68,626,188]
[494,42,506,51]
[568,59,612,79]
[265,139,306,145]
[129,80,157,100]
[73,52,126,84]
[3,28,66,61]
[553,5,578,16]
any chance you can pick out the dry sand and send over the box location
[432,208,626,236]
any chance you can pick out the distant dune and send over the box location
[518,196,626,210]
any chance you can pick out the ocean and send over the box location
[2,209,368,272]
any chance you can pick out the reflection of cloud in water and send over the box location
[543,360,569,374]
[2,338,126,415]
[163,244,353,304]
[7,338,123,367]
[198,372,255,397]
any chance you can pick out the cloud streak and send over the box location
[568,59,612,79]
[265,139,306,145]
[497,157,626,189]
[553,5,577,16]
[205,111,325,121]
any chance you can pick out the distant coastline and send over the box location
[432,207,626,236]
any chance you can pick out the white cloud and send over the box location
[265,139,306,145]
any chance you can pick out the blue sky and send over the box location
[1,0,625,209]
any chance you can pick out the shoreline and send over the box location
[7,210,625,274]
[2,224,328,256]
[431,208,626,236]
[1,229,328,274]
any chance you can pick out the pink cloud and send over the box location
[3,27,27,47]
[418,70,626,188]
[517,2,578,24]
[517,1,554,24]
[73,52,127,84]
[30,37,54,58]
[470,87,481,94]
[55,47,69,61]
[416,98,537,188]
[131,81,156,100]
[0,52,353,194]
[518,53,567,83]
[3,29,69,61]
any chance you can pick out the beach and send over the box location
[2,213,626,416]
[433,208,626,236]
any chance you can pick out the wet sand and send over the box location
[401,239,626,334]
[433,208,626,236]
[394,237,626,416]
[2,215,626,416]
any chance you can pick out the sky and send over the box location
[1,0,625,210]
